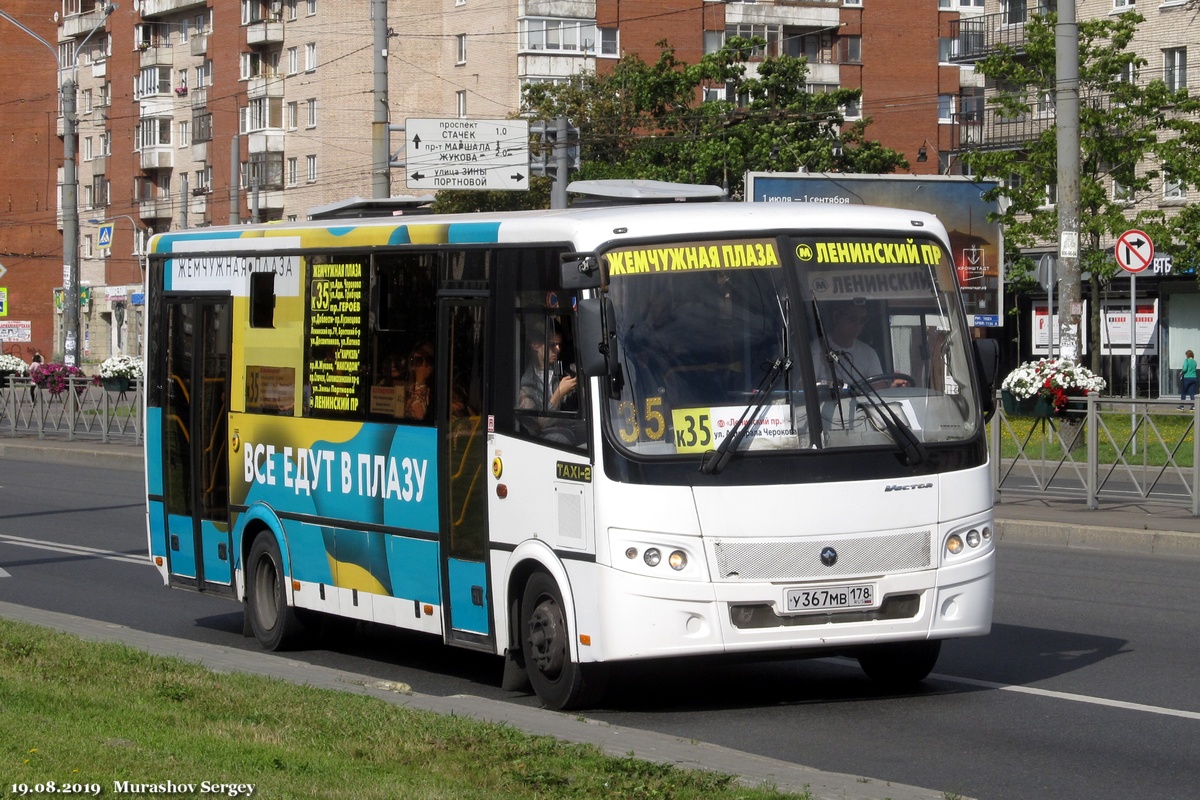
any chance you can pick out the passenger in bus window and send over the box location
[403,341,435,421]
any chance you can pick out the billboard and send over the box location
[745,173,1004,327]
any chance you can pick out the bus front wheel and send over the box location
[520,572,607,710]
[857,639,941,689]
[246,533,306,651]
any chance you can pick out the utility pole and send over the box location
[371,0,390,199]
[1055,0,1081,364]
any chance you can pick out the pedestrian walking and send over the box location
[1179,349,1197,409]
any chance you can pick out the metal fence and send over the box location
[991,391,1200,515]
[1,376,143,444]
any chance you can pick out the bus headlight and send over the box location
[946,534,964,555]
[668,550,687,570]
[644,548,662,567]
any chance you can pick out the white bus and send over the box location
[145,201,998,709]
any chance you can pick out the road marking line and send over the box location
[0,566,10,578]
[0,533,148,566]
[933,673,1200,721]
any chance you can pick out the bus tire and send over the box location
[520,572,607,710]
[246,533,306,651]
[857,639,942,689]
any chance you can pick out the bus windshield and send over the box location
[603,233,981,458]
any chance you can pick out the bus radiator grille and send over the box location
[712,531,931,582]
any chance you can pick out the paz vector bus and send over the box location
[144,200,999,709]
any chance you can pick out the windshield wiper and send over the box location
[700,357,791,475]
[826,351,927,467]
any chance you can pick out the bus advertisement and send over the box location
[145,201,998,709]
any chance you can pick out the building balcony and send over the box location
[252,189,285,211]
[140,0,208,18]
[248,75,284,99]
[248,130,285,154]
[192,141,209,162]
[62,6,110,40]
[949,3,1057,64]
[247,20,284,47]
[140,146,174,171]
[138,197,172,219]
[948,107,1055,155]
[139,45,174,69]
[190,35,208,57]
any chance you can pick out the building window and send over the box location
[83,136,94,162]
[178,121,190,147]
[306,98,317,128]
[1041,182,1058,208]
[305,42,317,71]
[287,101,298,130]
[136,66,172,99]
[1164,167,1184,200]
[193,111,213,143]
[1112,177,1133,204]
[457,90,467,118]
[843,36,862,64]
[704,30,723,55]
[100,131,111,157]
[521,18,598,53]
[137,117,172,149]
[599,28,617,56]
[307,154,317,183]
[246,152,284,190]
[939,37,957,63]
[1002,0,1026,25]
[286,0,297,21]
[244,97,283,132]
[287,156,298,186]
[1118,62,1138,84]
[83,234,94,259]
[307,0,316,17]
[287,47,298,75]
[843,96,861,119]
[844,0,862,6]
[1113,0,1135,8]
[724,23,781,58]
[938,94,956,122]
[456,33,467,64]
[1164,47,1187,92]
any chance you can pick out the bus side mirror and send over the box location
[973,337,1000,421]
[561,254,601,290]
[576,297,617,379]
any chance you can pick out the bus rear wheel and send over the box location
[520,572,607,710]
[857,639,942,689]
[246,533,306,651]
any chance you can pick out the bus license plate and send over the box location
[784,584,876,614]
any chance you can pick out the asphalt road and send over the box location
[2,457,1199,800]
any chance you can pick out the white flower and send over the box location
[0,354,29,375]
[1002,358,1106,405]
[97,354,144,380]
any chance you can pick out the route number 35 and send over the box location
[616,397,667,443]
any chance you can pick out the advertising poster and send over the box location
[745,173,1004,327]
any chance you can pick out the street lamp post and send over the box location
[0,3,117,367]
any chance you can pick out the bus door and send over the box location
[438,298,493,647]
[161,297,233,595]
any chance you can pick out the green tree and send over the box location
[959,10,1200,372]
[517,38,907,201]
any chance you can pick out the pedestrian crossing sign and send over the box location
[97,223,114,249]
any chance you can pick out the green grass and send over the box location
[993,410,1196,467]
[0,619,806,799]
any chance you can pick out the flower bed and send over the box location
[0,353,28,379]
[97,354,145,380]
[30,362,87,396]
[1001,358,1106,413]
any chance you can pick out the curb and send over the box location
[995,518,1200,557]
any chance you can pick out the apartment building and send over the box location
[1,0,971,363]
